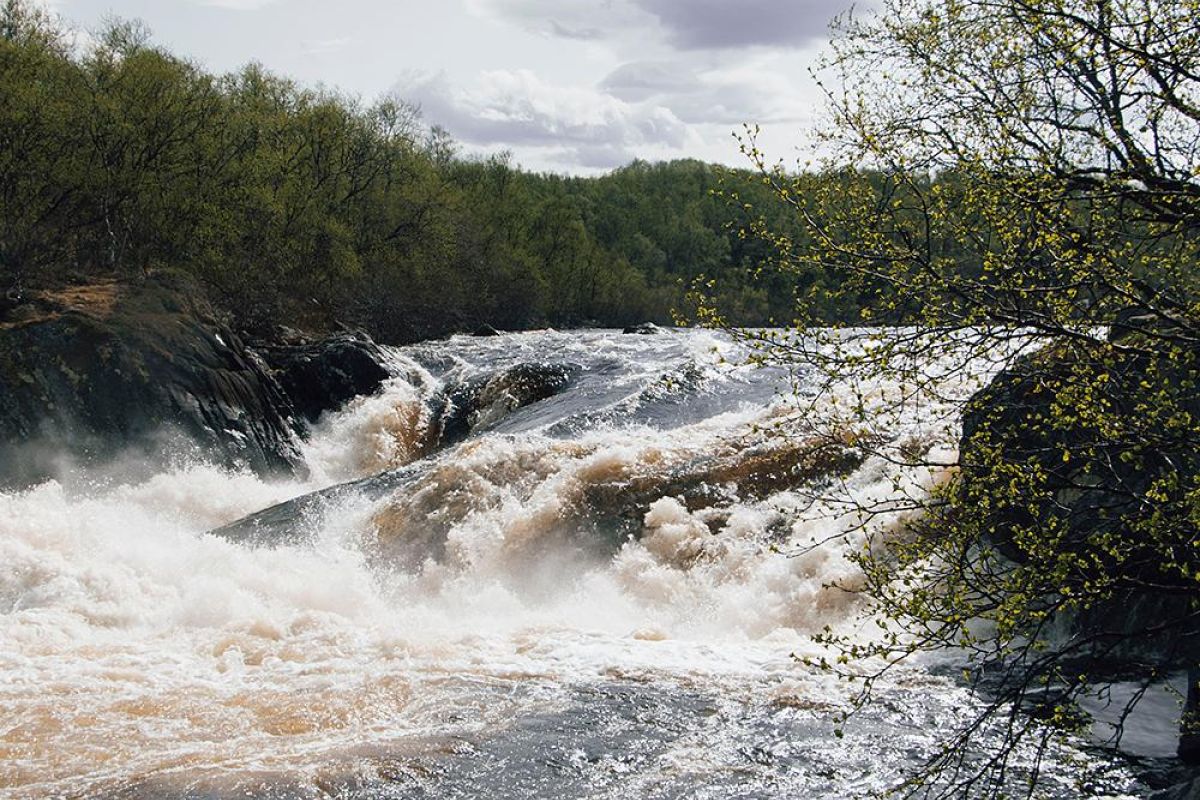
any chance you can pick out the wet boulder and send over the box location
[1150,776,1200,800]
[0,273,306,487]
[257,333,392,423]
[213,429,866,569]
[1183,670,1200,764]
[959,341,1200,668]
[623,322,661,335]
[0,285,24,317]
[215,363,579,548]
[581,436,865,526]
[959,337,1200,766]
[428,362,578,447]
[210,464,419,548]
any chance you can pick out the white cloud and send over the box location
[301,37,352,56]
[395,68,695,169]
[601,57,813,127]
[190,0,282,10]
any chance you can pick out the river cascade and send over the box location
[0,329,1143,798]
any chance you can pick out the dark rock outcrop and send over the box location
[427,362,578,447]
[257,333,391,423]
[1151,776,1200,800]
[0,274,305,486]
[0,285,23,316]
[0,274,395,487]
[959,342,1200,669]
[1184,670,1200,764]
[472,324,503,337]
[959,337,1200,770]
[623,322,661,335]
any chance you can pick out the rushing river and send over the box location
[0,329,1141,798]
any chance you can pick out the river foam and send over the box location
[0,329,1138,799]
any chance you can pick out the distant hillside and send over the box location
[1,2,851,342]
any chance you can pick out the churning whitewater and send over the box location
[0,329,1134,799]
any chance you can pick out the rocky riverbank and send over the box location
[959,338,1200,796]
[0,273,391,489]
[1,282,1194,796]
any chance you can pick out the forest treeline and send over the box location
[1,2,847,342]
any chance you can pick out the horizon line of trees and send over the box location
[1,0,884,343]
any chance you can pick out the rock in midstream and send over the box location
[212,360,585,546]
[210,433,863,559]
[425,362,580,448]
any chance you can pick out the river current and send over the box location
[0,329,1141,798]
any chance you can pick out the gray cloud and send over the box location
[394,69,693,167]
[601,61,698,102]
[601,60,812,126]
[471,0,858,51]
[466,0,654,42]
[632,0,845,50]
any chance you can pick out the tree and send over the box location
[0,0,863,339]
[0,0,83,290]
[715,0,1200,796]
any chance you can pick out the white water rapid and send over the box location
[0,330,1140,799]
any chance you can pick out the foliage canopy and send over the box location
[0,0,853,340]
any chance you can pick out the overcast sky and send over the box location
[35,0,856,174]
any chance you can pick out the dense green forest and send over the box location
[0,1,834,342]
